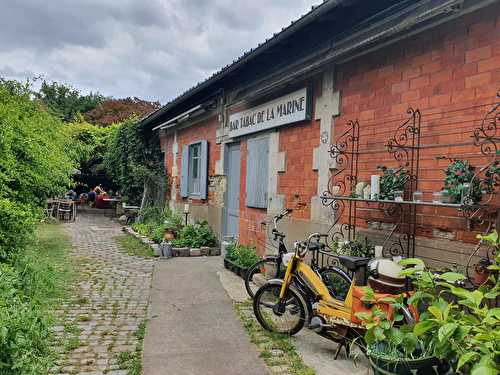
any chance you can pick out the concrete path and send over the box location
[53,213,154,374]
[144,256,270,375]
[218,267,371,375]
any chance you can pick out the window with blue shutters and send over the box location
[246,136,269,208]
[181,140,208,199]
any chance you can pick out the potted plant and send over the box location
[224,244,260,278]
[377,166,409,201]
[357,256,500,375]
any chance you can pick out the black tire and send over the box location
[319,267,352,301]
[253,283,308,335]
[245,257,283,299]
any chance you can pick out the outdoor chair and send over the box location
[58,200,75,221]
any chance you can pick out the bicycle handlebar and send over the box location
[297,233,328,257]
[272,208,293,237]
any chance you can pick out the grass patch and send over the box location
[235,301,315,375]
[17,223,75,304]
[64,336,81,352]
[64,323,82,336]
[114,234,154,258]
[117,320,147,375]
[0,222,75,372]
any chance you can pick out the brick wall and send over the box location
[334,3,500,264]
[161,114,221,206]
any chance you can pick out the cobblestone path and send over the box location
[52,214,154,375]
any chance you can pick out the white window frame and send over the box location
[188,142,202,196]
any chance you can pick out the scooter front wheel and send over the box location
[253,282,308,336]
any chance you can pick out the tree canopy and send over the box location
[35,80,104,122]
[84,97,160,126]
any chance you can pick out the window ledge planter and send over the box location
[368,353,453,375]
[224,258,248,279]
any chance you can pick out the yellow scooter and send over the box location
[252,233,415,358]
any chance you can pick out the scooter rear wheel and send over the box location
[253,283,308,336]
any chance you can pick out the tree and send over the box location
[64,114,118,192]
[104,117,164,205]
[84,97,161,126]
[35,80,104,122]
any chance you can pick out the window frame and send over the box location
[188,142,202,196]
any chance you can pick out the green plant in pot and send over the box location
[377,165,409,200]
[442,158,482,204]
[333,237,375,258]
[357,257,499,375]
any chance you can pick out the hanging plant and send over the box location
[377,165,409,200]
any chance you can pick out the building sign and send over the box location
[228,87,311,138]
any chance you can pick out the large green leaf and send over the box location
[399,258,425,267]
[414,320,435,336]
[457,352,478,371]
[438,272,466,282]
[438,323,458,342]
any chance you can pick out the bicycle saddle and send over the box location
[337,255,370,271]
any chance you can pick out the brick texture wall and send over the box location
[334,4,500,265]
[161,115,221,206]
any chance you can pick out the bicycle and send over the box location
[252,233,416,358]
[244,209,352,301]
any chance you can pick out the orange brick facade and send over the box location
[335,4,500,248]
[159,4,500,262]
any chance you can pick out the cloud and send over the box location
[0,0,317,103]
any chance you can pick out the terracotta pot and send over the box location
[473,260,491,285]
[164,229,175,241]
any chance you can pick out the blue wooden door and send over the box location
[225,143,241,238]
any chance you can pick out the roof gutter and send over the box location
[152,104,204,131]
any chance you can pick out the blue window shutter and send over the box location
[246,137,268,208]
[200,140,208,200]
[180,145,189,198]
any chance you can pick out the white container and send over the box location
[375,245,383,258]
[370,175,380,200]
[363,185,371,200]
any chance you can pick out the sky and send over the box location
[0,0,318,104]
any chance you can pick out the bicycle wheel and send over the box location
[245,257,284,299]
[253,282,308,335]
[319,267,352,301]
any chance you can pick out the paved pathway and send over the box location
[144,256,270,375]
[52,214,154,374]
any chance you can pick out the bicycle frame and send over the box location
[279,253,355,321]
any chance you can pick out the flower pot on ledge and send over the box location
[172,247,189,257]
[224,258,248,279]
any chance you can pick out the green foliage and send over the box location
[114,234,154,258]
[171,221,218,248]
[332,236,375,258]
[0,223,73,374]
[377,165,409,200]
[0,199,35,262]
[225,244,260,268]
[35,80,104,122]
[104,117,164,205]
[443,159,482,204]
[64,117,118,176]
[0,79,75,207]
[358,255,500,374]
[132,206,184,244]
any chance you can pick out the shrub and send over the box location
[0,199,35,262]
[0,263,55,373]
[171,221,218,248]
[225,244,260,268]
[104,117,164,205]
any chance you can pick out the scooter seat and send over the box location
[338,255,370,272]
[308,242,325,252]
